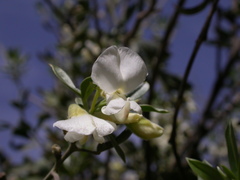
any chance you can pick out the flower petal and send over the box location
[64,132,87,143]
[101,98,126,115]
[53,115,95,135]
[113,100,130,123]
[129,100,142,114]
[68,104,88,118]
[118,47,148,93]
[91,116,116,137]
[91,46,123,94]
[93,131,105,144]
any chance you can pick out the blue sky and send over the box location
[0,0,56,163]
[0,0,230,163]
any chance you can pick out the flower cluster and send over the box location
[53,46,164,145]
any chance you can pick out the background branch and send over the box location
[123,0,157,46]
[168,0,219,176]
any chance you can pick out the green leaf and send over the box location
[97,129,131,153]
[186,158,225,180]
[129,82,149,100]
[140,104,168,113]
[225,121,240,177]
[219,165,236,179]
[106,134,126,163]
[179,0,210,15]
[50,64,81,96]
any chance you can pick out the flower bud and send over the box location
[52,144,62,160]
[127,117,164,140]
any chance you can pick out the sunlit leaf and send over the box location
[50,64,81,96]
[225,121,240,177]
[186,158,225,180]
[140,104,168,113]
[219,165,236,179]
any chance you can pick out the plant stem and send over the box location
[43,143,76,180]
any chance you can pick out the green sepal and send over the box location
[140,104,168,113]
[50,64,81,96]
[94,99,107,112]
[186,158,225,180]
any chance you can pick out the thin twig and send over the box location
[168,0,219,173]
[43,129,131,180]
[123,0,157,46]
[43,143,76,180]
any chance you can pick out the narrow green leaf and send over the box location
[217,166,227,179]
[129,82,149,100]
[186,158,224,180]
[219,165,236,179]
[179,0,210,15]
[225,121,240,177]
[106,134,126,163]
[140,104,168,113]
[50,64,81,96]
[97,129,131,154]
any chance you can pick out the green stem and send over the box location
[89,88,100,114]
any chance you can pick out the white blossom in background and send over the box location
[91,46,148,123]
[53,104,116,144]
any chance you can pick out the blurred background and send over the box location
[0,0,239,179]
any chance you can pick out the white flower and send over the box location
[101,97,142,123]
[53,104,116,144]
[91,46,148,123]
